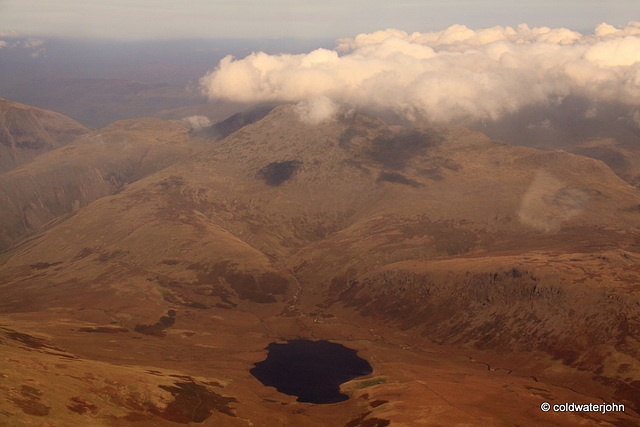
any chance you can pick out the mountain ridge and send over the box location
[0,97,89,173]
[0,117,211,253]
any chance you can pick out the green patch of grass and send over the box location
[352,377,387,389]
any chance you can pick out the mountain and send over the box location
[473,98,640,190]
[1,105,640,425]
[0,116,213,253]
[201,104,276,141]
[0,98,89,173]
[571,137,640,188]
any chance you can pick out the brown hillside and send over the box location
[0,117,214,253]
[0,98,89,173]
[1,105,639,425]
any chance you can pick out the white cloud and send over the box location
[293,96,337,125]
[183,115,211,130]
[22,38,44,49]
[518,171,587,232]
[2,37,47,56]
[200,22,640,124]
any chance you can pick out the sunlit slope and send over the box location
[3,103,640,325]
[0,97,89,173]
[147,105,640,257]
[0,117,212,253]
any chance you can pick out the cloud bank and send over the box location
[200,22,640,124]
[0,35,46,57]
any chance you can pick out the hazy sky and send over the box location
[1,0,638,40]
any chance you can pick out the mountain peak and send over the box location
[0,98,89,173]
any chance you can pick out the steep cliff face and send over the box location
[0,98,89,173]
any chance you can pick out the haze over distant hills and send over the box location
[0,38,333,128]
